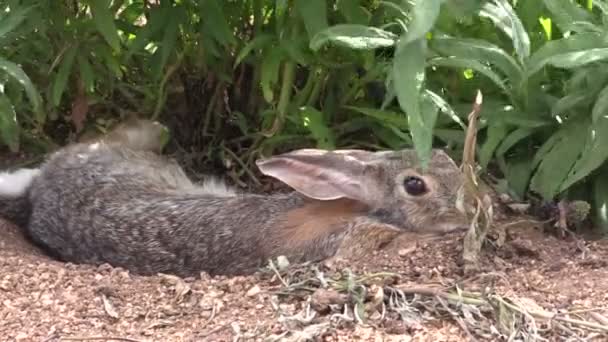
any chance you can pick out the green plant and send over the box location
[2,0,608,232]
[0,1,44,152]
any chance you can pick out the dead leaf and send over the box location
[159,273,191,302]
[101,294,119,319]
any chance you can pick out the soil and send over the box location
[2,212,608,341]
[1,148,608,341]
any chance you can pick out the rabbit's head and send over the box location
[256,148,469,234]
[80,117,169,154]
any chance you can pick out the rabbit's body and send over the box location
[1,121,470,277]
[24,142,353,276]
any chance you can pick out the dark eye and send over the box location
[404,176,427,196]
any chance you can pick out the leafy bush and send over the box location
[1,0,607,231]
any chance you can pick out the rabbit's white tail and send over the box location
[0,168,40,197]
[0,168,40,227]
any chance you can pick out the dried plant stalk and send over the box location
[460,90,494,275]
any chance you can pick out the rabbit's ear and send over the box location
[256,149,372,202]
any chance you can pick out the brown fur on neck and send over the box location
[272,197,368,247]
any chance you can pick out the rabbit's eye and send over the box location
[403,176,427,196]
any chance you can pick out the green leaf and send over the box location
[337,0,370,25]
[117,1,144,24]
[546,48,608,69]
[124,5,168,61]
[542,0,596,33]
[0,93,19,152]
[402,0,443,45]
[423,89,466,128]
[418,93,440,153]
[310,24,398,51]
[387,125,414,145]
[95,43,123,78]
[592,164,608,233]
[260,46,284,103]
[344,106,408,129]
[199,0,236,47]
[505,156,534,200]
[234,34,274,67]
[551,91,592,116]
[480,0,530,62]
[453,100,550,128]
[592,83,608,122]
[52,45,78,107]
[154,8,182,79]
[497,112,552,128]
[393,38,434,167]
[280,35,313,66]
[274,0,289,35]
[433,128,465,145]
[565,64,608,94]
[479,123,509,169]
[77,54,95,93]
[370,124,411,149]
[0,4,36,39]
[299,106,335,149]
[429,56,508,92]
[443,0,483,20]
[296,0,329,40]
[517,0,546,33]
[495,127,535,158]
[89,0,121,52]
[560,116,608,190]
[526,33,608,77]
[530,118,589,199]
[390,2,446,160]
[0,56,44,123]
[431,36,523,85]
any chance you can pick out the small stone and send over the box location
[276,255,290,270]
[398,246,416,258]
[246,285,261,297]
[15,332,28,340]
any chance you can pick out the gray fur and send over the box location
[1,138,469,277]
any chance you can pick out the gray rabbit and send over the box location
[0,119,469,277]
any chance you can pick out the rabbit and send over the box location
[0,121,470,277]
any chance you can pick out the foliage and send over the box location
[1,0,608,232]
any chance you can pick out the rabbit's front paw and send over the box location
[334,222,402,260]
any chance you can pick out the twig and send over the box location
[490,295,608,333]
[589,312,608,326]
[206,301,218,323]
[222,145,261,186]
[267,259,289,287]
[393,285,487,306]
[198,322,232,339]
[60,337,143,342]
[355,272,400,283]
[436,295,479,342]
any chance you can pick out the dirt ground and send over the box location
[1,211,608,342]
